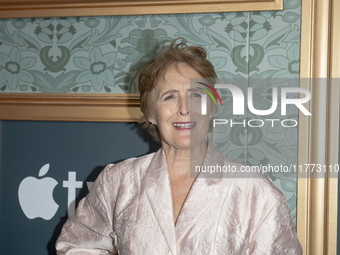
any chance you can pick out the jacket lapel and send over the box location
[175,138,233,243]
[143,138,234,249]
[144,149,177,255]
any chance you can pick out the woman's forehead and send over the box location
[156,64,201,90]
[165,63,201,79]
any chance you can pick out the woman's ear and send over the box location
[147,114,156,125]
[146,93,157,125]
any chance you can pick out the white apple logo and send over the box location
[18,163,59,220]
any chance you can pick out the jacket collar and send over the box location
[144,148,176,255]
[174,137,232,243]
[143,137,233,250]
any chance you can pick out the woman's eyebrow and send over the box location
[160,89,178,98]
[188,88,204,93]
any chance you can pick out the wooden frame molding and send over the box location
[0,0,283,18]
[297,0,339,255]
[0,93,142,122]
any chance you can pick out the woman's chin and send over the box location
[172,137,207,151]
[175,139,191,150]
[160,129,208,151]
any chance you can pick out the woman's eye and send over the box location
[164,95,174,100]
[191,93,201,98]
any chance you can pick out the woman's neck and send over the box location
[162,139,208,178]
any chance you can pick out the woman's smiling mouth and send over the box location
[172,122,196,129]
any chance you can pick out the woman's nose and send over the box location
[178,97,190,116]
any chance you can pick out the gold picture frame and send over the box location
[0,0,283,18]
[0,93,142,122]
[0,0,338,254]
[297,0,339,254]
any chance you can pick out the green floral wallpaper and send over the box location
[0,0,301,223]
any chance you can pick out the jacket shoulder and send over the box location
[103,152,156,175]
[222,158,286,204]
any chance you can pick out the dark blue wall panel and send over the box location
[0,120,160,255]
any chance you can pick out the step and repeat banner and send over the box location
[0,121,160,254]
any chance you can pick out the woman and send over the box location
[56,40,302,254]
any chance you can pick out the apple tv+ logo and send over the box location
[18,163,93,220]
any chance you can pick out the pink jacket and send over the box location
[56,140,302,255]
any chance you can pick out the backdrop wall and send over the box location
[0,0,301,253]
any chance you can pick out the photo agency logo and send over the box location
[196,82,223,115]
[197,82,312,128]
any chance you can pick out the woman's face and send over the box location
[148,63,213,151]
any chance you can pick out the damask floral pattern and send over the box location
[0,0,301,223]
[269,43,300,86]
[0,47,36,90]
[74,47,116,91]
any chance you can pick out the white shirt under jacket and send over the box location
[56,138,303,255]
